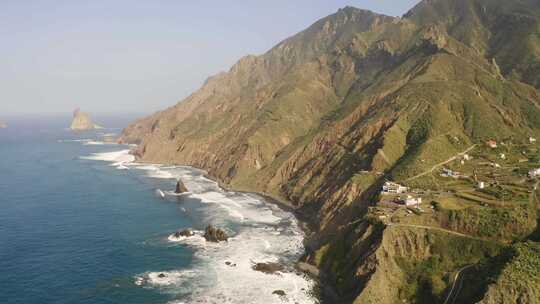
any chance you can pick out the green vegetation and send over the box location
[119,0,540,303]
[457,242,540,303]
[395,230,502,303]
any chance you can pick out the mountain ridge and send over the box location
[120,1,540,303]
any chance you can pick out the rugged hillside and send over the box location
[121,0,540,303]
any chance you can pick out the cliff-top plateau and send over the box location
[120,0,540,303]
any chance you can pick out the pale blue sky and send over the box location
[0,0,420,115]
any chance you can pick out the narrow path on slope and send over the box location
[405,144,477,182]
[386,223,484,241]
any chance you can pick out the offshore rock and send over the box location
[175,179,189,194]
[252,262,284,274]
[70,108,103,131]
[203,225,228,242]
[173,229,194,238]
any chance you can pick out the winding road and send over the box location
[443,265,475,304]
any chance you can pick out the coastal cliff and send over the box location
[70,109,102,131]
[120,0,540,303]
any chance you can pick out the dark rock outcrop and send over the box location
[173,229,194,238]
[203,225,228,242]
[175,179,189,194]
[252,262,284,274]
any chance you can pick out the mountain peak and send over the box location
[338,5,379,15]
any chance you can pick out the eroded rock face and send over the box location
[70,108,102,131]
[175,179,189,194]
[203,225,228,242]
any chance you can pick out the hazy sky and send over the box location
[1,0,420,115]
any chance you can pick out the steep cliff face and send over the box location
[120,0,540,303]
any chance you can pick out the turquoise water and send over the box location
[0,116,314,304]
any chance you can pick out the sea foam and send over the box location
[81,149,135,169]
[149,166,315,304]
[79,144,316,303]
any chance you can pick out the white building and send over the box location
[463,154,471,161]
[529,168,540,178]
[382,182,408,194]
[478,181,486,189]
[530,137,537,144]
[404,195,422,206]
[500,153,506,160]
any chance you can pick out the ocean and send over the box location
[0,115,315,304]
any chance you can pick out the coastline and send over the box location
[197,169,334,300]
[83,145,320,302]
[197,168,326,298]
[129,155,321,281]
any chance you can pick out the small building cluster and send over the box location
[529,168,540,178]
[379,195,423,207]
[402,195,422,206]
[460,154,471,165]
[382,182,408,194]
[386,195,422,206]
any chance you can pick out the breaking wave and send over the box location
[80,146,316,303]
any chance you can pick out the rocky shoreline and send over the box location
[127,154,323,297]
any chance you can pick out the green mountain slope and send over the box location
[121,1,540,303]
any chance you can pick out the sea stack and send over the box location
[175,179,189,194]
[70,108,103,131]
[203,225,228,242]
